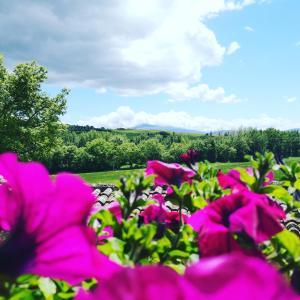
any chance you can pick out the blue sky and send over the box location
[1,0,299,131]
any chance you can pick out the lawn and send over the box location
[78,157,300,184]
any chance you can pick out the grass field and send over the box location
[78,157,300,184]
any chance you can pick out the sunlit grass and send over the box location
[77,157,300,184]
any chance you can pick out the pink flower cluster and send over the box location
[189,190,285,257]
[78,253,299,300]
[0,153,298,299]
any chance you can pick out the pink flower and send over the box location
[165,211,188,225]
[189,190,285,257]
[77,253,299,300]
[141,205,188,231]
[217,170,248,192]
[218,168,274,193]
[0,153,120,284]
[97,226,114,244]
[152,193,165,206]
[145,160,195,187]
[76,265,198,300]
[107,202,122,223]
[141,205,167,224]
[185,253,299,300]
[180,149,200,166]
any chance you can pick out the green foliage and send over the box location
[1,152,300,297]
[0,55,68,160]
[45,125,300,174]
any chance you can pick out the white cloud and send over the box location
[226,41,241,55]
[166,83,245,103]
[286,96,297,103]
[244,26,254,32]
[78,106,300,132]
[0,0,259,96]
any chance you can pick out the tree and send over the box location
[84,138,114,171]
[0,55,68,160]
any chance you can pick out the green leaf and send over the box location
[169,249,190,258]
[236,168,255,185]
[16,274,38,285]
[57,292,75,299]
[38,277,57,300]
[274,230,300,261]
[10,290,34,300]
[192,196,207,209]
[294,179,300,190]
[267,186,294,205]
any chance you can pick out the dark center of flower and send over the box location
[0,219,36,278]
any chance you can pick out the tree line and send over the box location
[43,127,300,173]
[0,55,299,174]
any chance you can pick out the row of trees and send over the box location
[1,56,299,174]
[44,127,300,173]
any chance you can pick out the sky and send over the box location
[0,0,300,132]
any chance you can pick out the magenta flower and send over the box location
[76,265,198,300]
[185,253,299,300]
[77,253,299,300]
[107,202,122,223]
[0,153,120,284]
[141,205,188,230]
[217,169,248,192]
[180,149,200,166]
[218,168,274,193]
[146,160,195,187]
[165,211,188,225]
[141,205,167,224]
[189,190,285,257]
[152,193,165,206]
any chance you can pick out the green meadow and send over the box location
[78,157,300,184]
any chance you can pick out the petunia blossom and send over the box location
[189,190,285,257]
[145,160,195,187]
[0,153,120,284]
[141,204,188,230]
[217,169,248,192]
[185,253,299,300]
[180,149,200,166]
[217,168,274,193]
[76,264,199,300]
[140,205,167,224]
[77,253,299,300]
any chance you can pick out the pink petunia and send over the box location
[218,168,274,193]
[76,264,199,300]
[217,169,248,193]
[77,253,299,300]
[189,190,285,257]
[145,160,195,187]
[185,253,299,300]
[0,153,120,284]
[180,149,200,166]
[141,205,167,224]
[141,205,188,230]
[152,193,165,206]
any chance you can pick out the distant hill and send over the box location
[68,124,299,135]
[134,124,204,134]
